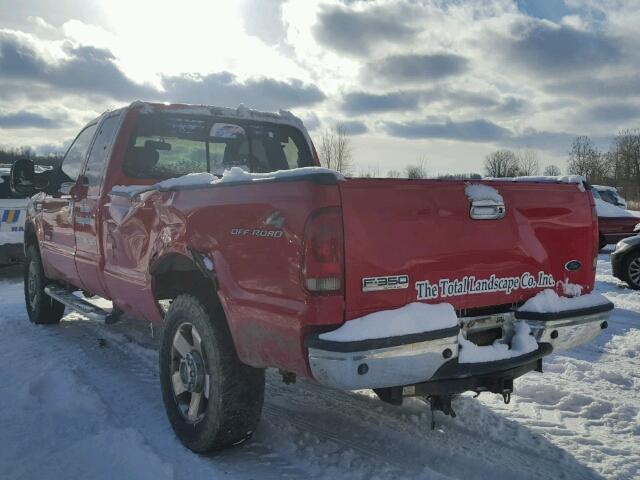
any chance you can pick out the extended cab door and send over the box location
[74,111,123,296]
[39,123,98,284]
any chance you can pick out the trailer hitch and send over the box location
[428,394,456,430]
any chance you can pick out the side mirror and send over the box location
[10,158,37,196]
[66,175,89,200]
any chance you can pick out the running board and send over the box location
[44,286,111,322]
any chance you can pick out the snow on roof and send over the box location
[111,167,344,197]
[464,183,504,203]
[592,185,619,192]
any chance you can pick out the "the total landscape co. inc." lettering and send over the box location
[415,271,555,300]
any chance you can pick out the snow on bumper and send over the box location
[515,290,614,353]
[306,295,614,391]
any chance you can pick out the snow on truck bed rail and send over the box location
[111,167,344,196]
[486,174,587,191]
[318,302,458,342]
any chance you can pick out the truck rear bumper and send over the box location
[305,302,613,391]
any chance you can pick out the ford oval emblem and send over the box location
[565,260,582,272]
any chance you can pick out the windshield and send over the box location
[597,189,622,206]
[124,113,313,179]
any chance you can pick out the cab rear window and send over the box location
[123,113,312,179]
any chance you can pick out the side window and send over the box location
[282,137,302,169]
[85,114,121,186]
[61,124,98,182]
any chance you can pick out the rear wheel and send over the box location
[159,294,265,453]
[624,251,640,290]
[24,245,65,324]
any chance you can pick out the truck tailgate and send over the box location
[339,179,596,320]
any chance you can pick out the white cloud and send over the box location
[2,0,640,174]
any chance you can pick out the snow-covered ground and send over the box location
[1,254,639,480]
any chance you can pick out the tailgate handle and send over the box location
[470,200,506,220]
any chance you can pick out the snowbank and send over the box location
[319,302,458,342]
[458,321,538,363]
[518,289,609,313]
[112,167,344,196]
[594,197,636,218]
[464,183,503,203]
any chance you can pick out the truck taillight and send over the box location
[302,207,344,294]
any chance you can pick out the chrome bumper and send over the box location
[306,302,613,391]
[516,302,613,352]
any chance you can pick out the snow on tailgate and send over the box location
[464,183,503,203]
[319,302,458,342]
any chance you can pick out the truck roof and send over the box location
[83,100,313,149]
[128,101,306,130]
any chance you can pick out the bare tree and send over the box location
[317,126,353,175]
[516,148,540,176]
[543,164,562,176]
[567,136,608,183]
[358,164,380,178]
[484,150,519,177]
[387,169,402,178]
[608,129,640,203]
[405,157,428,179]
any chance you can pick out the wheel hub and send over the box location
[179,351,205,393]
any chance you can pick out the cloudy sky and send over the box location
[1,0,639,175]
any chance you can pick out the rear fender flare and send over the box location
[149,250,245,356]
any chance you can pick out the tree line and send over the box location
[565,131,639,203]
[482,130,640,204]
[316,126,639,205]
[0,146,62,166]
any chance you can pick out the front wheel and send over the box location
[24,245,65,324]
[159,294,265,453]
[624,251,640,290]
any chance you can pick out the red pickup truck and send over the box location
[12,102,613,452]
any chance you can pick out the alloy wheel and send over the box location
[170,322,211,423]
[629,256,640,287]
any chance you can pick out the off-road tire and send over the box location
[159,294,265,453]
[24,245,65,324]
[623,251,640,290]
